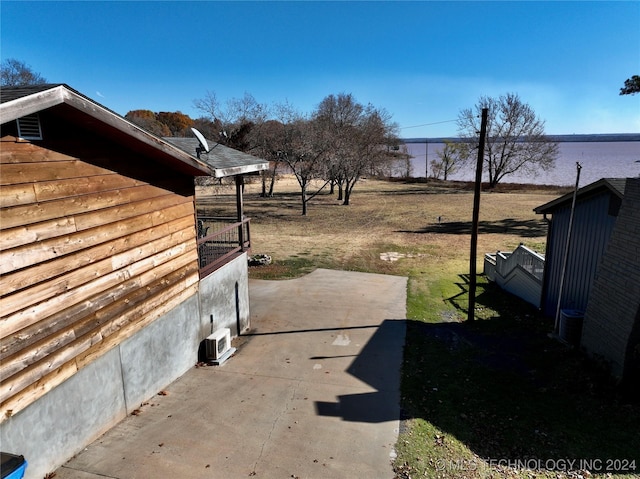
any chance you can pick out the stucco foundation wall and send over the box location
[198,253,251,337]
[120,294,201,412]
[0,347,127,479]
[582,179,640,378]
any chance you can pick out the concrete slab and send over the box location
[54,269,407,479]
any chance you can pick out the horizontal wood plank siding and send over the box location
[0,130,200,421]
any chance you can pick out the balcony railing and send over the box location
[197,216,251,278]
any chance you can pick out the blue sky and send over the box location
[2,1,639,137]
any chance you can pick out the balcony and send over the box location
[197,216,251,278]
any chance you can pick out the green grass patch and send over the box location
[248,256,317,279]
[395,268,640,479]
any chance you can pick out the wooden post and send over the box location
[235,175,245,250]
[468,108,489,321]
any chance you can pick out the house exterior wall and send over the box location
[0,251,250,479]
[198,252,251,338]
[581,178,640,379]
[541,191,618,316]
[0,111,200,421]
[0,94,258,478]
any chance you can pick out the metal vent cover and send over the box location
[17,114,43,140]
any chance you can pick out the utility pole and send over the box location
[425,138,429,179]
[468,107,488,321]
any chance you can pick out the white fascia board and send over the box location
[0,85,66,123]
[213,162,270,178]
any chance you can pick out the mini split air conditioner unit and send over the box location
[205,328,235,364]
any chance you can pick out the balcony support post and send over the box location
[235,175,245,251]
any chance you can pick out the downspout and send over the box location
[554,162,582,334]
[539,213,551,312]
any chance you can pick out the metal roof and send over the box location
[534,178,628,214]
[164,137,269,178]
[0,84,267,178]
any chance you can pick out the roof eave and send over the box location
[534,178,625,214]
[212,162,270,178]
[1,84,214,177]
[0,85,67,122]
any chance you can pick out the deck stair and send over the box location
[484,244,545,307]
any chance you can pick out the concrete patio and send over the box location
[54,269,407,479]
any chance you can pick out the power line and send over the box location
[400,119,458,130]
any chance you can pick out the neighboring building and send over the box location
[0,84,267,478]
[534,178,640,380]
[580,179,640,381]
[534,178,626,317]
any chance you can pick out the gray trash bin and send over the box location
[559,309,584,346]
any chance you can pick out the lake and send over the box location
[402,141,640,187]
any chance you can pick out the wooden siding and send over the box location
[541,192,618,316]
[0,122,200,421]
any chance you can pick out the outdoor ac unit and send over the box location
[205,328,231,361]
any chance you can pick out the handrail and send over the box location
[197,217,251,278]
[493,244,544,282]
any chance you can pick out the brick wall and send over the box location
[581,178,640,379]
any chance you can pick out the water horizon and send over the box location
[401,140,640,187]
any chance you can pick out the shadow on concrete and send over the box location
[314,319,405,423]
[398,218,547,238]
[243,324,380,336]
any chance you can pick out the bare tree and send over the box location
[430,140,466,180]
[457,93,558,188]
[314,93,399,205]
[253,119,284,197]
[262,107,330,215]
[1,58,46,86]
[382,144,413,178]
[193,91,268,152]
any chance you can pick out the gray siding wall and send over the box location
[0,253,250,479]
[581,179,640,378]
[542,193,618,316]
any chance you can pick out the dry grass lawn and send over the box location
[197,175,565,276]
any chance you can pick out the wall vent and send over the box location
[205,328,234,363]
[17,114,43,140]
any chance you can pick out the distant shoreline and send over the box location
[403,133,640,143]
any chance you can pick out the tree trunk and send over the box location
[261,171,267,197]
[267,164,278,197]
[342,180,354,206]
[301,183,308,216]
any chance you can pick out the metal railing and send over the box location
[197,216,251,278]
[485,244,545,283]
[484,244,545,307]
